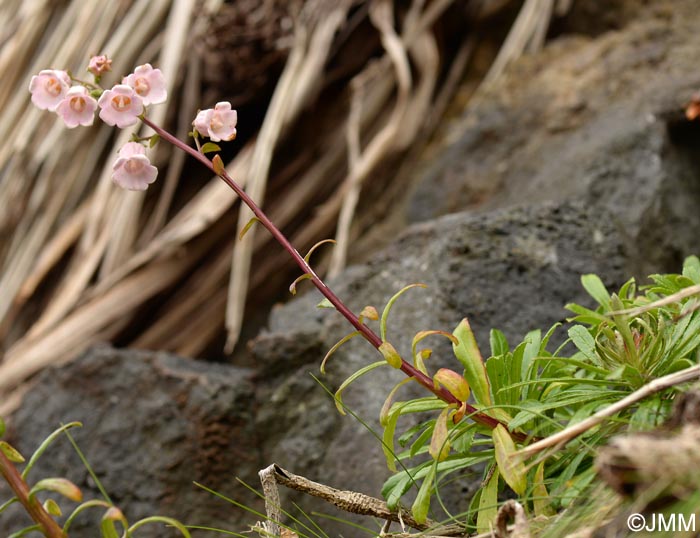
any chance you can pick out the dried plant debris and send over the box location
[597,389,700,501]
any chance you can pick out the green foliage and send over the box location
[0,420,191,537]
[333,256,700,530]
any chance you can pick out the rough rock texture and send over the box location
[408,0,700,278]
[1,347,259,538]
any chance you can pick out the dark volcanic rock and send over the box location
[1,347,258,538]
[408,0,700,277]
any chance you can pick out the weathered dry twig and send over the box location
[518,365,700,458]
[257,463,469,537]
[495,500,530,538]
[607,284,700,317]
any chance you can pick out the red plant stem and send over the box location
[0,450,65,538]
[141,117,519,438]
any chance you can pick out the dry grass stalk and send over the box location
[0,0,562,402]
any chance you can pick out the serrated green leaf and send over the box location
[411,464,435,524]
[0,441,24,463]
[334,361,387,414]
[379,341,403,369]
[452,319,492,406]
[581,274,611,309]
[492,424,526,496]
[200,142,221,154]
[476,468,499,533]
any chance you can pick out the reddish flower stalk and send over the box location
[140,117,522,440]
[0,451,65,538]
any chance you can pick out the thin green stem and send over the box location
[139,117,518,439]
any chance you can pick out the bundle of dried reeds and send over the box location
[0,0,564,407]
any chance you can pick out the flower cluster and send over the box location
[29,56,238,191]
[193,102,237,142]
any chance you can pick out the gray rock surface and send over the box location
[1,347,259,537]
[408,0,700,277]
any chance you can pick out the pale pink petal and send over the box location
[88,55,112,77]
[208,102,238,142]
[55,86,97,128]
[193,109,213,138]
[118,141,147,158]
[112,143,158,191]
[98,85,143,128]
[123,64,167,106]
[29,70,71,111]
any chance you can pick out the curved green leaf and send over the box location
[380,283,427,341]
[288,273,312,296]
[0,441,24,463]
[452,319,492,406]
[320,330,361,373]
[476,467,499,533]
[492,424,526,496]
[238,217,260,240]
[429,407,451,462]
[30,478,82,502]
[334,361,387,415]
[23,421,81,479]
[129,516,191,537]
[411,463,435,525]
[379,341,403,369]
[581,274,610,309]
[304,239,336,264]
